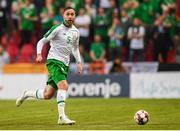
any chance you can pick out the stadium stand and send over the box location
[0,0,179,73]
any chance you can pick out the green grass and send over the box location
[0,98,180,130]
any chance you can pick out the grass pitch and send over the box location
[0,98,180,130]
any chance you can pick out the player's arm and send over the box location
[71,34,83,74]
[36,25,59,62]
[36,38,49,62]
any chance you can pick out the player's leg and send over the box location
[46,59,75,125]
[57,80,75,125]
[16,85,55,107]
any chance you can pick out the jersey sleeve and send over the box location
[36,37,49,54]
[71,30,81,63]
[43,25,59,41]
[36,25,59,54]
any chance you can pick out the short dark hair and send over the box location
[64,7,75,12]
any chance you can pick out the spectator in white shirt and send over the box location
[75,7,91,52]
[84,0,96,18]
[128,18,145,61]
[99,0,110,9]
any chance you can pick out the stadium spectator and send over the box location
[39,0,55,59]
[135,0,156,45]
[90,34,106,62]
[121,0,139,19]
[174,13,180,63]
[0,0,179,65]
[128,18,145,61]
[161,0,176,15]
[64,0,72,8]
[120,9,132,32]
[70,44,90,63]
[33,0,43,15]
[110,57,126,73]
[0,44,9,72]
[79,44,90,63]
[74,7,91,52]
[0,0,11,37]
[40,0,55,37]
[174,24,180,63]
[19,0,37,48]
[99,0,110,9]
[93,7,109,48]
[106,0,118,24]
[108,17,124,61]
[53,6,64,25]
[84,0,96,18]
[177,0,180,19]
[64,0,83,13]
[10,0,20,31]
[152,16,174,63]
[16,7,83,125]
[120,9,133,61]
[89,34,106,74]
[135,0,155,26]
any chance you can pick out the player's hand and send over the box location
[36,54,43,63]
[77,62,83,74]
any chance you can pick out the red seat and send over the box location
[9,31,21,46]
[144,41,153,61]
[18,44,35,63]
[6,45,19,63]
[167,49,175,63]
[31,35,37,47]
[121,46,128,61]
[89,61,105,74]
[1,33,8,48]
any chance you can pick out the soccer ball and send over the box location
[134,110,149,125]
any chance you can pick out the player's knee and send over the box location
[59,86,68,90]
[57,80,68,90]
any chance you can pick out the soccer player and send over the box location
[16,7,83,125]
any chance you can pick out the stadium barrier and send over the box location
[0,74,47,99]
[2,62,159,74]
[69,62,159,73]
[130,72,180,98]
[0,73,129,99]
[1,72,180,99]
[0,63,180,99]
[67,74,129,98]
[3,63,47,74]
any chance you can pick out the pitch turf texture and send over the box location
[0,98,180,130]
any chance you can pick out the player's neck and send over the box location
[63,21,72,28]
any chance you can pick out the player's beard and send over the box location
[65,20,74,27]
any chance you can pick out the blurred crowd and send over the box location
[0,0,180,68]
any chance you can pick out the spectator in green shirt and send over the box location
[90,34,106,63]
[121,0,139,19]
[93,7,109,48]
[53,6,64,25]
[40,0,55,38]
[108,17,125,61]
[135,0,155,25]
[161,0,176,13]
[89,34,106,74]
[64,0,83,13]
[19,0,37,48]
